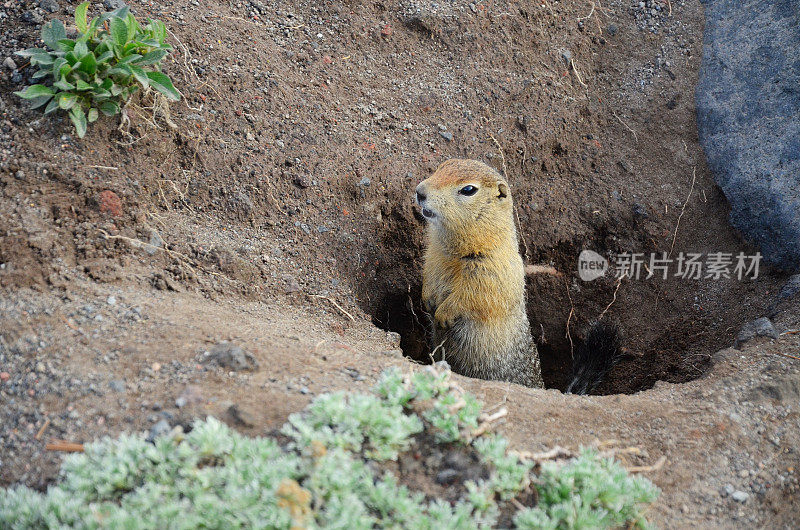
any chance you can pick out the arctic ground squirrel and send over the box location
[416,159,621,393]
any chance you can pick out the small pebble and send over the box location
[107,295,116,305]
[731,490,749,503]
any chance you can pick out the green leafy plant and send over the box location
[0,368,660,529]
[13,2,180,138]
[514,448,660,529]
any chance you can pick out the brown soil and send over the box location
[1,0,798,527]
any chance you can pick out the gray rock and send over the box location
[721,483,735,497]
[146,230,163,255]
[439,131,454,142]
[146,419,171,442]
[38,0,59,13]
[731,490,749,503]
[293,175,311,188]
[778,274,800,301]
[109,380,125,392]
[103,0,127,10]
[22,10,44,24]
[3,57,17,70]
[203,342,259,371]
[735,317,779,347]
[769,274,800,317]
[696,0,800,271]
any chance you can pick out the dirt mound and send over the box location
[1,0,798,526]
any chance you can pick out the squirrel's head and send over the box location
[416,159,516,254]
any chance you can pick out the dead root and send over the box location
[513,439,666,474]
[116,89,178,146]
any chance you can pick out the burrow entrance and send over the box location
[345,206,777,395]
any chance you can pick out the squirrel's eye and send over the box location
[459,185,478,196]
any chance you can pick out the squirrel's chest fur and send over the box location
[421,242,543,388]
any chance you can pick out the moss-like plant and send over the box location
[13,2,179,138]
[0,368,659,529]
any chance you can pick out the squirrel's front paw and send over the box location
[434,304,459,329]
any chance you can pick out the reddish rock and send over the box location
[0,372,10,382]
[381,24,392,37]
[322,55,333,64]
[97,190,123,217]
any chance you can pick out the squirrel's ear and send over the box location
[497,182,509,199]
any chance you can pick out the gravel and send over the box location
[202,343,259,373]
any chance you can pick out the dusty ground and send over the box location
[1,0,799,527]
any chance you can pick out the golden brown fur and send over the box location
[416,159,543,387]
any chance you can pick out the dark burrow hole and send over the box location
[369,283,601,393]
[349,205,762,395]
[368,285,690,395]
[363,265,731,396]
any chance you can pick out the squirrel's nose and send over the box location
[416,186,427,204]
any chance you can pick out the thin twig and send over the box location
[470,419,507,438]
[669,166,696,257]
[309,294,356,322]
[773,351,800,361]
[35,418,51,440]
[524,264,562,277]
[87,165,119,171]
[578,2,595,21]
[516,446,573,461]
[46,440,84,452]
[598,276,623,320]
[611,108,637,142]
[472,407,509,437]
[429,339,447,363]
[98,229,233,283]
[570,58,587,87]
[480,407,509,424]
[564,280,575,359]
